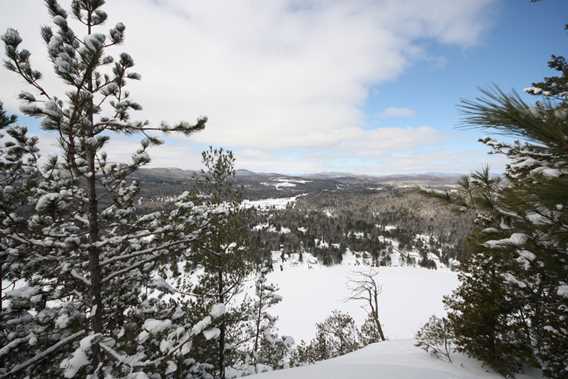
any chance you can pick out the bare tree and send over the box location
[347,269,386,342]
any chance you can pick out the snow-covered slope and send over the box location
[250,339,543,379]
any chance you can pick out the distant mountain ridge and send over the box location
[140,167,463,182]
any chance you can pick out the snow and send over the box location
[314,238,330,248]
[277,178,311,184]
[203,327,221,340]
[253,223,270,231]
[518,250,536,262]
[61,334,98,378]
[557,285,568,298]
[248,339,543,379]
[483,233,528,249]
[258,224,292,234]
[5,285,38,299]
[503,273,527,288]
[128,373,149,379]
[530,167,562,178]
[143,319,172,334]
[275,182,296,189]
[192,316,213,335]
[323,209,334,218]
[35,193,61,212]
[210,303,226,318]
[261,178,311,190]
[267,264,458,341]
[150,277,175,293]
[166,361,177,375]
[241,195,303,210]
[55,313,70,329]
[526,211,551,225]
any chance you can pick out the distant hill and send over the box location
[134,167,461,201]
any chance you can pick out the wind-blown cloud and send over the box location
[0,0,497,172]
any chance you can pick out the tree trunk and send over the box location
[85,12,104,374]
[374,310,386,341]
[218,269,225,379]
[372,291,386,341]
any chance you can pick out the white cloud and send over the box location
[0,0,497,172]
[380,107,417,118]
[339,126,441,156]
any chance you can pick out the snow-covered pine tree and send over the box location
[290,310,360,366]
[446,21,568,378]
[415,316,454,363]
[180,147,254,379]
[0,1,227,377]
[0,101,42,372]
[249,266,285,373]
[445,234,534,376]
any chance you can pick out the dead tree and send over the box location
[347,269,386,342]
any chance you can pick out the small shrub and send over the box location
[415,315,454,362]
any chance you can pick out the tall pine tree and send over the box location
[446,20,568,379]
[0,1,229,377]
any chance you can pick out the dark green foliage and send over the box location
[445,243,534,377]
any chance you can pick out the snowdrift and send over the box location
[250,339,543,379]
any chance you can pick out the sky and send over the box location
[1,0,567,175]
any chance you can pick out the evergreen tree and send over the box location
[184,147,254,379]
[0,101,42,373]
[249,266,285,373]
[290,310,361,366]
[415,315,453,363]
[0,1,225,377]
[446,19,568,379]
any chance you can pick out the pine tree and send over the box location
[290,310,361,366]
[249,266,285,373]
[415,315,453,363]
[0,101,41,373]
[183,147,254,379]
[445,20,568,379]
[0,1,227,377]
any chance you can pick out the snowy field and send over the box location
[240,195,303,210]
[249,257,546,378]
[262,262,459,341]
[251,339,544,379]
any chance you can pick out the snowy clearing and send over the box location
[263,262,458,341]
[240,195,304,210]
[249,339,543,379]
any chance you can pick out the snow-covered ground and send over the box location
[250,339,543,379]
[248,255,548,378]
[260,178,312,190]
[264,259,458,341]
[241,195,304,210]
